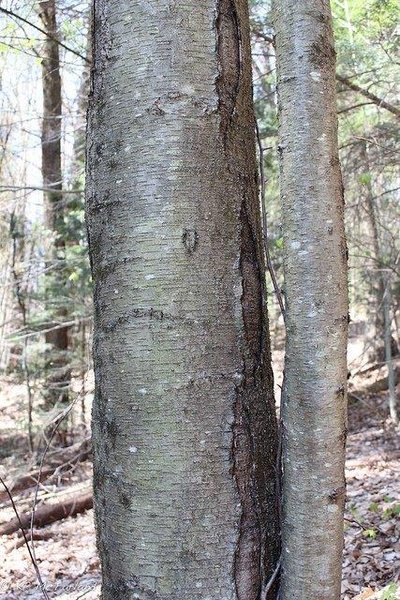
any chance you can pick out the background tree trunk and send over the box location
[273,1,348,598]
[39,0,70,408]
[359,141,398,363]
[86,1,279,599]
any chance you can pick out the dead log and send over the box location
[0,491,93,536]
[45,437,92,467]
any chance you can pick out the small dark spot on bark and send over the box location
[335,384,345,397]
[167,91,184,100]
[95,142,104,157]
[334,314,349,327]
[341,239,349,264]
[339,426,348,448]
[147,99,165,116]
[107,158,119,170]
[328,485,346,503]
[309,33,336,69]
[107,419,119,449]
[116,576,158,598]
[92,464,104,495]
[317,12,329,23]
[327,226,334,235]
[93,142,104,167]
[179,548,196,564]
[118,489,131,509]
[182,228,198,254]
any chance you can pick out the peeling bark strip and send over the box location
[273,1,348,599]
[86,1,278,599]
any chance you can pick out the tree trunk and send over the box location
[383,275,398,423]
[273,2,348,599]
[359,141,398,363]
[39,0,70,408]
[86,1,279,598]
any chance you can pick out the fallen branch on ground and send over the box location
[0,491,93,536]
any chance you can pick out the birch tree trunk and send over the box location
[86,1,279,598]
[273,2,348,598]
[39,0,70,407]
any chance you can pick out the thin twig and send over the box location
[0,7,88,63]
[29,392,82,566]
[336,74,400,118]
[255,121,286,322]
[0,185,83,194]
[0,477,50,600]
[76,586,98,599]
[264,557,281,598]
[8,316,92,341]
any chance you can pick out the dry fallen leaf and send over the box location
[354,588,375,600]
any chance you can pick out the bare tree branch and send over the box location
[0,7,89,63]
[336,74,400,118]
[251,27,400,118]
[0,185,83,194]
[0,477,50,600]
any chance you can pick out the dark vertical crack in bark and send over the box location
[216,1,279,598]
[216,0,242,142]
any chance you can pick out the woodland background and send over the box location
[0,0,399,598]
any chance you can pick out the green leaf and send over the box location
[358,173,372,185]
[382,582,397,600]
[363,528,377,539]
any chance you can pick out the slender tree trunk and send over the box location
[383,275,398,423]
[273,2,348,599]
[86,1,279,598]
[39,0,70,408]
[359,141,398,362]
[72,27,91,183]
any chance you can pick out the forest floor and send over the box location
[0,371,399,600]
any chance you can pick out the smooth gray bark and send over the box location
[273,1,348,599]
[86,1,279,598]
[383,276,398,423]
